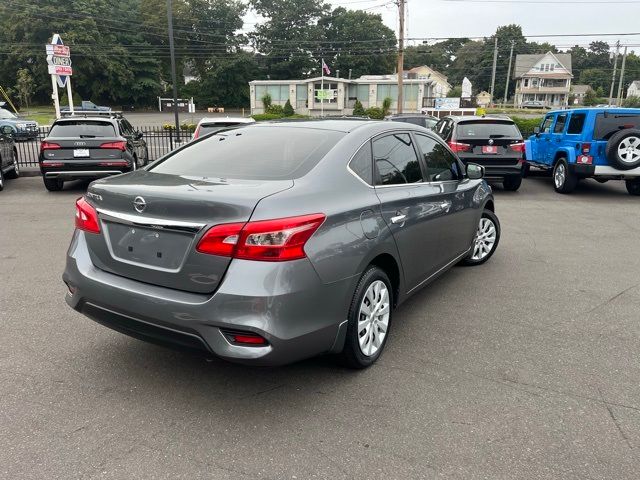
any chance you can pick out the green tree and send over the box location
[283,99,294,116]
[583,88,598,106]
[353,99,365,116]
[318,7,396,79]
[382,97,392,116]
[447,86,462,98]
[15,69,35,113]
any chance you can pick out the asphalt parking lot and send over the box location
[1,175,639,479]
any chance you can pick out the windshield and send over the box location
[0,109,17,119]
[49,121,116,138]
[456,121,521,139]
[151,126,345,180]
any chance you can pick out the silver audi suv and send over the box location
[63,120,499,368]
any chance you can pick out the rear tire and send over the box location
[43,177,63,191]
[626,179,640,196]
[606,129,640,170]
[339,266,393,369]
[553,158,577,194]
[503,175,522,191]
[5,149,19,179]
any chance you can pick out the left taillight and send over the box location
[100,141,127,151]
[75,197,101,234]
[509,142,526,153]
[40,141,61,153]
[196,214,326,262]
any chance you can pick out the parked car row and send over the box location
[0,107,39,140]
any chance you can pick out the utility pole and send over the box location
[396,0,405,114]
[617,46,628,106]
[489,37,498,107]
[608,40,620,106]
[503,40,515,105]
[167,0,181,142]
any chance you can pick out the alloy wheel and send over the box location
[357,280,390,357]
[13,152,19,175]
[554,163,566,188]
[618,136,640,165]
[472,217,497,261]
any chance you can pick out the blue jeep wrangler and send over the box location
[525,108,640,195]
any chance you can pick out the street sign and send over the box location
[45,44,70,57]
[48,65,73,75]
[48,55,71,67]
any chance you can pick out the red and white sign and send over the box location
[577,155,593,165]
[48,65,73,76]
[46,44,70,57]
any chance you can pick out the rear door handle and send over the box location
[439,201,452,211]
[390,214,407,224]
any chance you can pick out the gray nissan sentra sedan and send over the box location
[63,120,500,368]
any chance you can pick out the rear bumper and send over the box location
[44,170,126,179]
[457,157,523,179]
[568,164,640,179]
[63,230,351,366]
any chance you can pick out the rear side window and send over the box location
[567,113,586,134]
[373,133,422,186]
[349,142,373,185]
[456,121,520,139]
[198,122,247,136]
[594,113,640,140]
[49,121,116,137]
[415,134,460,182]
[553,114,567,134]
[150,126,344,180]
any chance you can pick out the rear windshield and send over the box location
[594,113,640,140]
[198,122,247,136]
[49,121,116,138]
[456,121,521,139]
[150,126,345,180]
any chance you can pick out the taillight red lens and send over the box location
[40,141,61,153]
[75,197,101,233]
[509,142,526,153]
[582,143,591,154]
[193,126,201,139]
[100,141,127,151]
[221,330,268,346]
[196,214,326,261]
[448,141,472,153]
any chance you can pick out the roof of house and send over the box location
[513,52,572,78]
[628,80,640,90]
[571,84,590,94]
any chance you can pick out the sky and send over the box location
[245,0,640,52]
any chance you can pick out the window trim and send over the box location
[553,113,568,134]
[413,131,465,183]
[566,112,586,135]
[346,139,374,186]
[372,131,426,187]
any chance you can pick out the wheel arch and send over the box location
[552,148,574,167]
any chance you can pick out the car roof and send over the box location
[386,113,437,119]
[545,107,640,115]
[197,117,255,124]
[247,119,433,135]
[443,115,515,123]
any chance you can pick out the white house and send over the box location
[627,81,640,98]
[249,73,446,116]
[513,52,573,108]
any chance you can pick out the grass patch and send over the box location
[22,113,55,125]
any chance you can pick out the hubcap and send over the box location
[472,217,497,261]
[13,153,19,174]
[357,280,390,357]
[554,163,565,188]
[618,136,640,164]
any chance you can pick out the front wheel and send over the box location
[553,158,577,194]
[626,179,640,196]
[462,210,501,266]
[339,266,393,369]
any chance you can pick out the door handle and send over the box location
[390,214,407,224]
[439,201,452,211]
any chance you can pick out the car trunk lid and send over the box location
[84,170,293,293]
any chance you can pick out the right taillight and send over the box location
[196,214,326,262]
[40,141,61,153]
[448,141,472,153]
[75,197,101,233]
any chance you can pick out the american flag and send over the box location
[322,59,331,76]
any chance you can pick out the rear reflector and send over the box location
[221,330,268,346]
[75,197,101,233]
[509,142,526,153]
[41,161,64,167]
[448,141,472,153]
[100,141,127,151]
[197,214,326,261]
[97,161,129,167]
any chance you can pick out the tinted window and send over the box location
[424,118,438,129]
[567,113,586,134]
[349,142,373,185]
[49,121,116,137]
[553,114,567,134]
[456,121,520,139]
[541,115,554,133]
[594,113,640,140]
[373,133,422,186]
[199,122,247,136]
[151,126,344,180]
[415,134,460,182]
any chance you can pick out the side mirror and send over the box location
[533,126,540,135]
[136,131,144,140]
[466,163,484,180]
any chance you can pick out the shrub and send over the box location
[382,97,392,116]
[251,113,285,121]
[283,99,295,116]
[623,96,640,108]
[180,123,196,131]
[365,106,384,120]
[512,116,543,137]
[162,123,175,130]
[353,100,365,116]
[262,93,272,111]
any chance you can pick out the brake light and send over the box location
[581,143,591,154]
[100,141,127,151]
[75,197,101,233]
[196,214,326,261]
[40,141,61,152]
[448,141,471,153]
[193,125,201,139]
[509,142,526,153]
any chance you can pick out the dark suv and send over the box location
[434,116,526,191]
[385,113,438,130]
[39,113,148,191]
